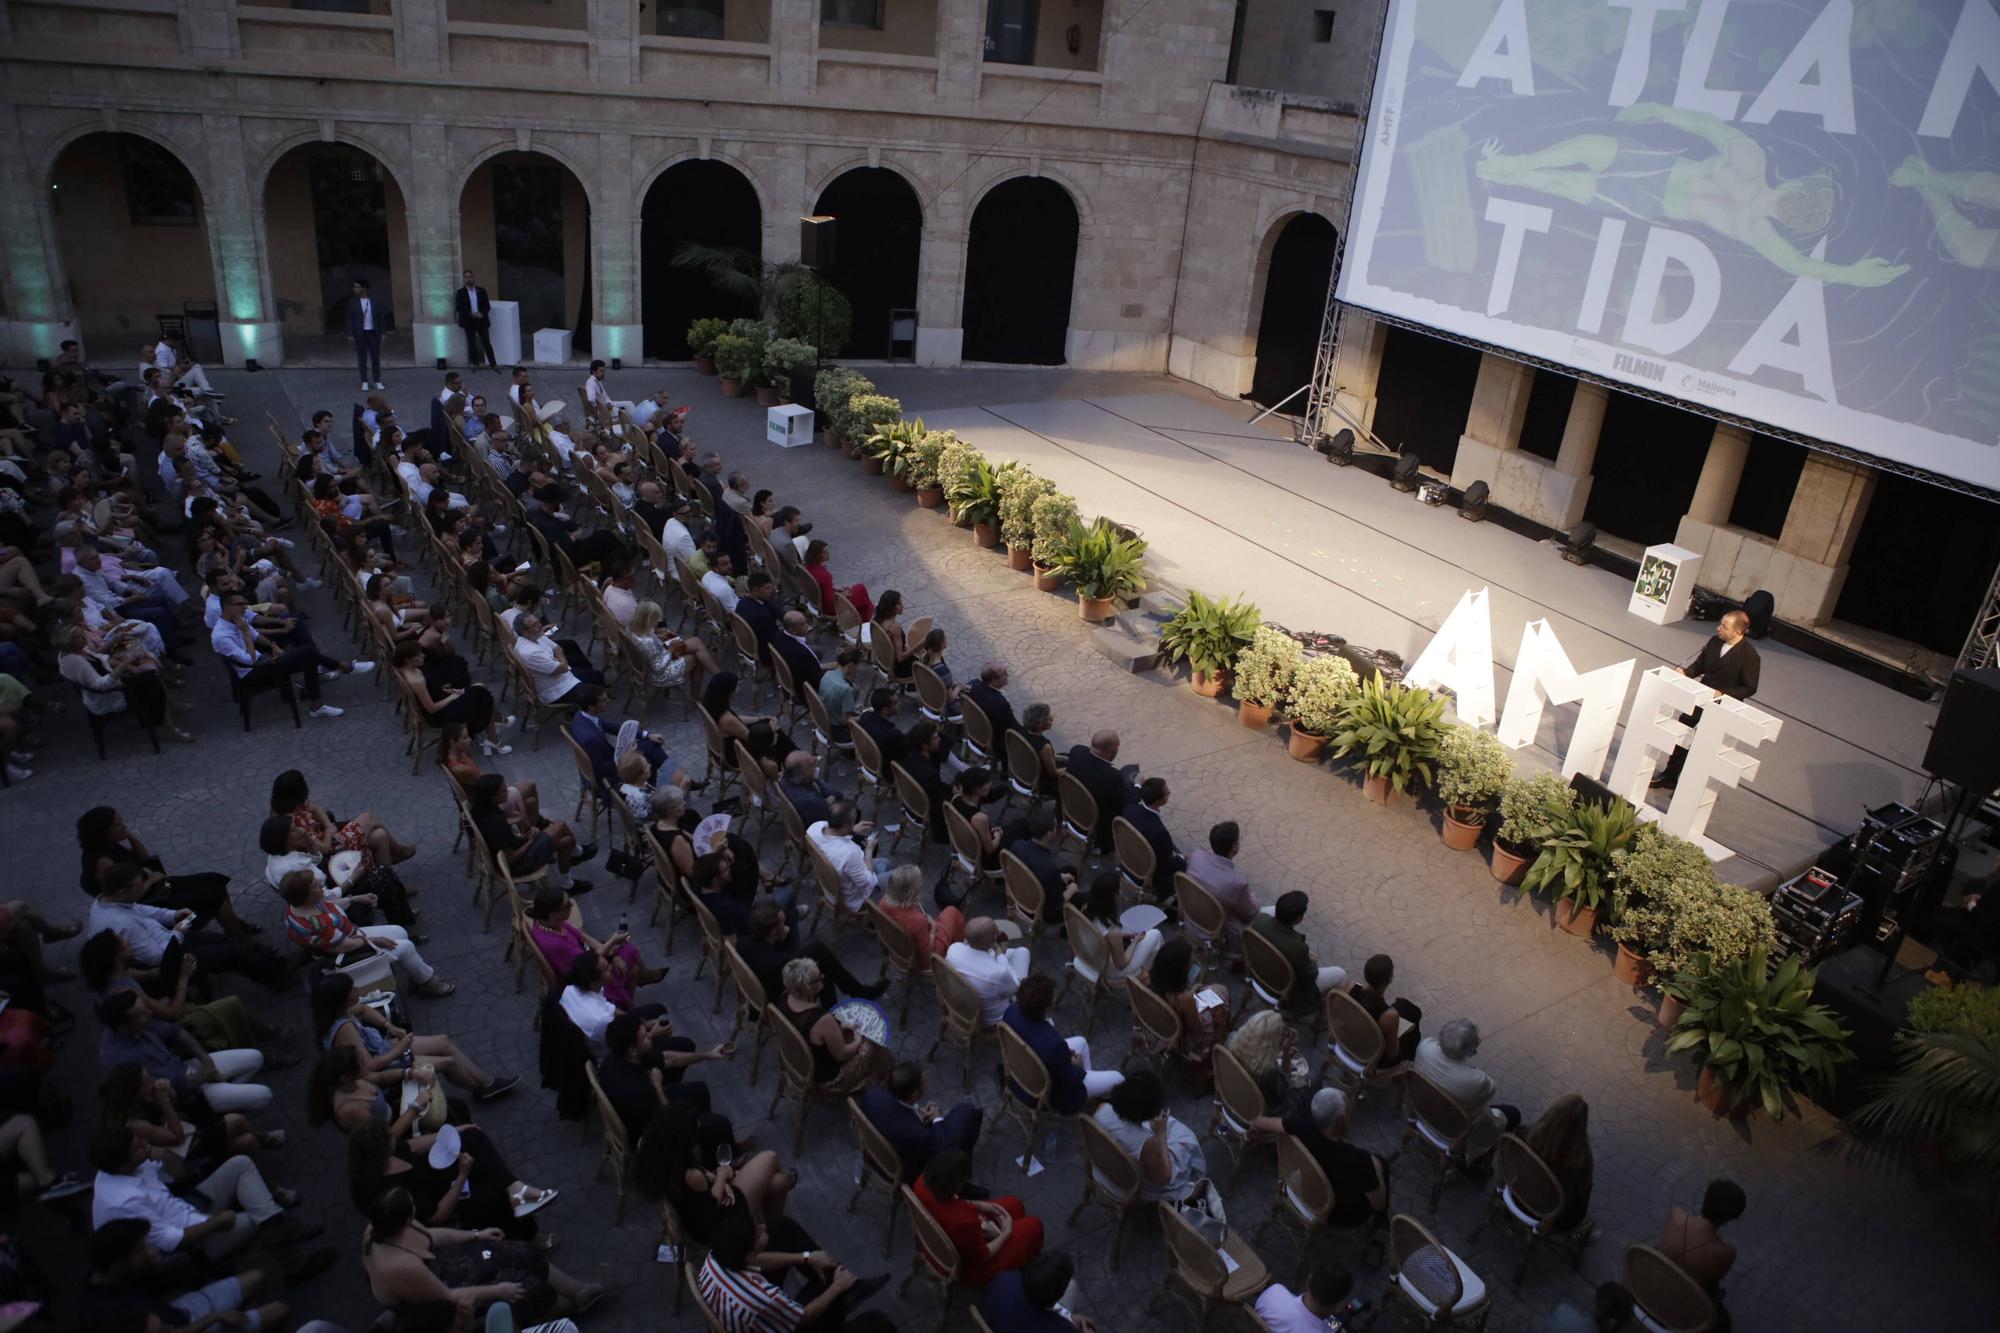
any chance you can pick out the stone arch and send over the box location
[963,161,1093,230]
[1247,209,1340,408]
[456,147,596,348]
[38,118,214,202]
[452,138,601,219]
[633,146,778,230]
[250,124,415,212]
[961,174,1081,365]
[639,155,766,359]
[260,137,413,341]
[805,155,930,219]
[811,165,926,358]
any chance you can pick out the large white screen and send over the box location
[1339,0,2000,492]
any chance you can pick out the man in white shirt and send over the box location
[661,496,697,572]
[211,590,353,719]
[806,802,889,913]
[1253,1265,1357,1333]
[512,614,595,705]
[91,1129,291,1261]
[152,332,218,397]
[631,388,671,431]
[701,552,741,615]
[1413,1018,1515,1165]
[943,917,1031,1027]
[508,365,530,406]
[88,860,296,988]
[582,360,636,421]
[600,563,640,628]
[349,278,383,391]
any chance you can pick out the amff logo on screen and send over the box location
[1613,352,1666,383]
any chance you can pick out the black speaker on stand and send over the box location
[1923,667,2000,794]
[800,215,837,271]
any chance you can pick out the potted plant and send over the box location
[687,317,729,375]
[711,332,754,397]
[909,429,953,507]
[1332,673,1447,804]
[1523,800,1639,937]
[814,367,871,449]
[1029,492,1077,590]
[865,417,927,492]
[1051,516,1148,622]
[1434,724,1513,850]
[1284,653,1360,763]
[1666,947,1851,1119]
[937,442,982,526]
[1231,626,1301,730]
[1849,991,2000,1216]
[846,395,903,473]
[997,467,1054,570]
[1158,591,1261,697]
[762,337,815,404]
[947,457,1008,547]
[770,270,852,357]
[1491,772,1575,886]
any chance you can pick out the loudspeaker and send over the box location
[1568,771,1632,814]
[1922,667,2000,792]
[800,215,836,271]
[788,366,818,412]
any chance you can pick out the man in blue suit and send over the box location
[1120,777,1186,903]
[1001,975,1122,1117]
[1007,808,1074,923]
[857,1061,983,1184]
[348,278,384,392]
[568,685,672,793]
[733,571,782,661]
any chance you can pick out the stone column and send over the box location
[201,113,282,367]
[1545,381,1606,529]
[406,120,460,366]
[915,150,968,366]
[1459,353,1533,452]
[176,0,239,55]
[1685,424,1751,527]
[0,102,78,364]
[935,0,983,101]
[1772,453,1875,624]
[768,0,817,91]
[591,131,642,365]
[1329,309,1386,433]
[395,0,446,74]
[587,0,637,84]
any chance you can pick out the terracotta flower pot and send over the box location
[1032,563,1063,592]
[1287,726,1329,763]
[1078,593,1115,622]
[1555,899,1599,938]
[1362,772,1402,805]
[890,474,912,494]
[862,457,884,476]
[755,385,781,406]
[1658,993,1687,1029]
[1237,699,1274,730]
[1190,668,1231,698]
[1696,1066,1750,1118]
[954,511,975,530]
[1489,841,1531,886]
[719,377,744,398]
[919,488,946,510]
[973,521,1000,549]
[840,438,859,458]
[694,355,717,375]
[1006,544,1031,571]
[1441,808,1484,850]
[1614,942,1656,987]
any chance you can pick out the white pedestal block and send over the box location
[767,404,814,448]
[488,302,522,366]
[532,327,573,366]
[1629,543,1702,625]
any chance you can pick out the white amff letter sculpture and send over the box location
[1606,666,1783,845]
[1497,619,1633,781]
[1406,589,1498,726]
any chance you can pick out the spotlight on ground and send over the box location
[244,358,262,373]
[435,357,447,371]
[1459,480,1489,521]
[611,357,623,371]
[1315,428,1356,466]
[1559,521,1597,565]
[1390,450,1422,492]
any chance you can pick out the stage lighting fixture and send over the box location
[435,357,447,371]
[1559,521,1597,565]
[1390,451,1422,492]
[1459,479,1489,521]
[244,358,262,373]
[1315,428,1356,465]
[611,357,623,371]
[1419,481,1449,506]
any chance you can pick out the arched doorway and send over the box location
[1248,213,1338,408]
[641,160,762,359]
[812,168,922,358]
[49,133,218,358]
[460,151,592,351]
[962,176,1078,365]
[263,142,409,355]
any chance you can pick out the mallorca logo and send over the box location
[1613,352,1667,384]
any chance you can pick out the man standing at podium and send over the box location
[455,269,498,372]
[1651,610,1761,791]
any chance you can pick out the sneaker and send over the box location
[319,668,342,682]
[308,704,345,719]
[4,764,30,782]
[476,1074,523,1102]
[37,1173,91,1203]
[349,659,376,673]
[299,577,322,590]
[361,383,372,394]
[373,382,387,391]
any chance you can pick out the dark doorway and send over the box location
[1835,475,2000,655]
[1249,213,1337,408]
[641,160,762,359]
[1517,371,1575,461]
[1369,325,1480,473]
[492,162,569,335]
[985,0,1039,63]
[963,177,1078,365]
[307,149,394,335]
[812,168,922,358]
[1582,392,1714,546]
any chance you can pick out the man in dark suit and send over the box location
[347,278,383,391]
[734,572,781,661]
[900,721,953,845]
[857,1062,983,1183]
[1652,610,1761,790]
[856,688,908,771]
[770,610,825,703]
[455,269,498,371]
[736,900,885,1008]
[965,661,1021,752]
[1064,729,1135,852]
[1120,777,1186,902]
[569,685,668,791]
[777,750,835,828]
[1007,807,1075,921]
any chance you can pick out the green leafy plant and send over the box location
[1029,492,1078,566]
[1158,590,1261,676]
[1908,986,2000,1041]
[1051,516,1149,601]
[814,367,874,439]
[1665,946,1851,1118]
[722,319,771,386]
[1232,626,1303,710]
[1434,724,1514,821]
[762,337,816,388]
[864,416,927,478]
[1494,771,1576,851]
[1286,653,1361,737]
[1609,825,1774,975]
[936,440,982,509]
[908,429,956,493]
[997,466,1054,548]
[845,394,902,445]
[1522,799,1639,913]
[710,332,756,382]
[1331,673,1448,795]
[947,456,1006,528]
[770,271,852,358]
[1848,1031,2000,1215]
[686,317,729,360]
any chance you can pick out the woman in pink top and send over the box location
[523,886,662,1009]
[876,864,964,971]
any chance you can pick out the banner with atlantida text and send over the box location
[1340,0,2000,491]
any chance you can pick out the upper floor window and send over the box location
[288,0,374,12]
[821,0,882,28]
[658,0,726,38]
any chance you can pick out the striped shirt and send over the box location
[285,899,356,954]
[696,1255,804,1333]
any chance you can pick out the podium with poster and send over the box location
[1628,544,1701,626]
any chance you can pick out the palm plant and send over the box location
[1158,590,1261,676]
[946,456,1006,528]
[1522,799,1640,913]
[1665,946,1851,1119]
[1051,516,1148,601]
[1330,673,1448,796]
[866,417,928,480]
[1849,1031,2000,1215]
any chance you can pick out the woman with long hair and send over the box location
[633,1100,796,1243]
[359,1185,600,1325]
[437,724,542,827]
[1522,1093,1594,1231]
[392,640,511,756]
[97,1062,270,1174]
[270,768,415,873]
[913,1149,1044,1285]
[1136,936,1232,1089]
[870,589,913,681]
[1224,1009,1308,1111]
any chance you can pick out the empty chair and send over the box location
[1384,1213,1491,1330]
[1243,927,1297,1016]
[887,761,933,862]
[720,941,772,1084]
[1055,772,1098,870]
[1001,730,1046,813]
[767,1002,838,1154]
[941,801,1004,907]
[1322,986,1392,1101]
[867,900,923,1026]
[581,1061,635,1222]
[1174,871,1228,978]
[1067,1114,1143,1269]
[1153,1198,1271,1332]
[1623,1244,1717,1332]
[1125,975,1184,1078]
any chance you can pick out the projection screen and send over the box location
[1338,0,2000,493]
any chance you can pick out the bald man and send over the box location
[1064,728,1138,853]
[942,916,1032,1026]
[965,660,1020,744]
[1651,609,1761,790]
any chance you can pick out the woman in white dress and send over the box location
[623,600,720,692]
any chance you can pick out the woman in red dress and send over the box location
[911,1149,1042,1286]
